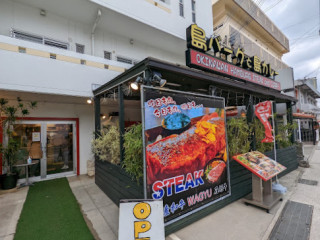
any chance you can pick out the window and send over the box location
[300,92,304,104]
[116,56,133,64]
[12,30,42,44]
[76,44,85,54]
[11,29,68,50]
[104,51,112,60]
[179,0,184,17]
[44,39,68,50]
[191,0,196,23]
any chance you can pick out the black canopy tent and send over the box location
[93,57,297,234]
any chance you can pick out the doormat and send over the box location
[269,200,313,240]
[298,178,318,186]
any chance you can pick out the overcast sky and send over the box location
[255,0,320,83]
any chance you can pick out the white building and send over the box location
[0,0,213,178]
[293,78,320,142]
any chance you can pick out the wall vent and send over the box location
[104,51,112,60]
[76,44,85,54]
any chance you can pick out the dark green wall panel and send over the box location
[95,146,298,235]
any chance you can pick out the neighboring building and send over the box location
[0,0,213,178]
[293,77,320,143]
[211,0,294,120]
[212,0,289,72]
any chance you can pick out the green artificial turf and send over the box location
[14,178,94,240]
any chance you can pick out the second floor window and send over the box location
[11,29,68,50]
[179,0,184,17]
[191,0,196,23]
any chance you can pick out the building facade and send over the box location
[211,0,294,121]
[212,0,289,72]
[0,0,213,178]
[294,78,320,142]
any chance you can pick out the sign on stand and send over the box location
[118,199,165,240]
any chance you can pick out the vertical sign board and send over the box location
[118,200,165,240]
[141,86,231,224]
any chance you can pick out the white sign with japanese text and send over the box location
[32,132,40,142]
[118,200,165,240]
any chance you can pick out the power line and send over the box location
[280,14,317,30]
[290,23,320,50]
[263,0,284,13]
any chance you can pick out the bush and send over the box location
[123,124,143,184]
[91,125,120,165]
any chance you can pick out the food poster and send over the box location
[142,87,230,224]
[232,151,286,181]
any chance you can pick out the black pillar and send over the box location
[245,95,256,151]
[272,102,278,149]
[94,96,101,139]
[118,85,125,163]
[94,96,101,164]
[312,120,316,145]
[286,101,295,143]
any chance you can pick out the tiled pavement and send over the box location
[269,201,313,240]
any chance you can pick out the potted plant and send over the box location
[0,97,37,189]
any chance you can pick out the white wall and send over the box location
[90,0,213,39]
[0,0,209,64]
[0,45,120,97]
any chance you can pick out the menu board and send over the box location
[233,151,286,181]
[142,86,230,224]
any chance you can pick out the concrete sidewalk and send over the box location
[0,187,28,240]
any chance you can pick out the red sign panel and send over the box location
[186,49,281,91]
[255,101,274,143]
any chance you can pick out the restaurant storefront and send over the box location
[93,24,298,234]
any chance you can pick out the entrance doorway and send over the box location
[12,120,77,179]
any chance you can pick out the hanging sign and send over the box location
[255,101,274,143]
[185,24,281,91]
[118,200,165,240]
[142,86,230,224]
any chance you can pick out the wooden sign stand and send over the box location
[243,174,283,213]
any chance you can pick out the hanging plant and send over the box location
[226,117,251,158]
[123,124,143,184]
[91,125,120,165]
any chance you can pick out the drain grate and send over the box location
[269,200,313,240]
[298,178,318,186]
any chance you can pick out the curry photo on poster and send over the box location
[142,87,230,223]
[233,151,286,181]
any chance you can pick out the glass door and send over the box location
[12,124,42,178]
[12,121,76,179]
[46,123,74,175]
